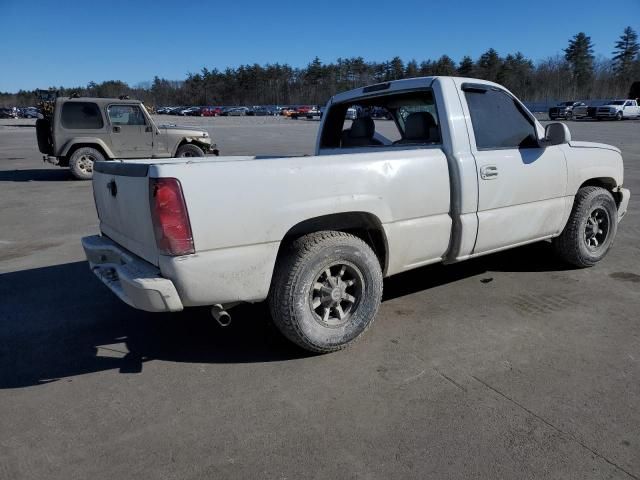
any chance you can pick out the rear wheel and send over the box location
[553,187,618,267]
[69,147,103,180]
[269,231,383,353]
[176,144,205,157]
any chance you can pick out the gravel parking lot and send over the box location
[1,116,639,479]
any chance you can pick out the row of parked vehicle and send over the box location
[548,99,640,121]
[155,105,325,118]
[0,106,41,119]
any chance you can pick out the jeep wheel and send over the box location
[269,231,383,353]
[69,147,103,180]
[552,186,618,267]
[176,144,205,157]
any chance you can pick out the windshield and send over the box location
[609,101,625,105]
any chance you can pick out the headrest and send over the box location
[404,112,436,139]
[349,117,375,138]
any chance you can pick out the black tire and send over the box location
[269,231,383,353]
[616,111,623,121]
[69,147,104,180]
[176,144,205,157]
[35,118,53,155]
[553,187,618,267]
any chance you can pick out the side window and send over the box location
[108,105,146,126]
[464,88,538,149]
[60,102,104,129]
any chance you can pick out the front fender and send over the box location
[59,137,115,158]
[564,143,624,194]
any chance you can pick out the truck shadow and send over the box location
[0,242,572,388]
[0,168,72,182]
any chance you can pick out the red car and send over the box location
[201,106,222,117]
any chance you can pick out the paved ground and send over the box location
[0,116,639,480]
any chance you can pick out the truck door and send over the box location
[460,83,568,254]
[623,100,639,118]
[107,104,153,158]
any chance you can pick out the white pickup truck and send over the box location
[82,76,631,353]
[595,99,640,120]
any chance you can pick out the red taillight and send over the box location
[149,178,195,256]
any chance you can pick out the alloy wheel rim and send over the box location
[584,207,610,251]
[77,154,94,173]
[309,261,364,328]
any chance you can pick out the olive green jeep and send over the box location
[36,96,218,179]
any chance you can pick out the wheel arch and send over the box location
[276,212,389,275]
[578,177,622,206]
[60,138,114,159]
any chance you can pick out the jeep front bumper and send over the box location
[82,235,183,312]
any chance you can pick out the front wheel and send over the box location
[176,144,205,157]
[616,111,623,121]
[269,231,383,353]
[69,147,104,180]
[553,187,618,267]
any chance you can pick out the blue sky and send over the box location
[1,0,638,92]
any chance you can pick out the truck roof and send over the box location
[330,76,506,104]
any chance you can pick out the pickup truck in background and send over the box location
[548,101,586,120]
[82,76,630,353]
[595,99,640,120]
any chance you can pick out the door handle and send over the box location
[112,126,121,133]
[480,165,498,180]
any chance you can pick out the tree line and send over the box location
[2,27,639,108]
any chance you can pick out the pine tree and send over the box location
[612,27,639,83]
[564,32,595,92]
[457,56,474,76]
[476,49,502,82]
[405,60,419,78]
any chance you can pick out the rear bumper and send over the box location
[618,188,631,221]
[82,235,183,312]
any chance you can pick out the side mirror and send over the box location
[542,122,571,146]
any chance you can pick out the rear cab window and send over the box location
[60,102,104,129]
[320,89,441,150]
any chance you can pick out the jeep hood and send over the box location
[158,124,207,134]
[569,141,621,154]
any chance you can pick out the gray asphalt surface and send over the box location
[1,116,639,479]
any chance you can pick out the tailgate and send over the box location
[93,161,159,266]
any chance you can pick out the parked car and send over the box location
[0,107,18,119]
[202,106,222,117]
[221,107,249,116]
[82,76,630,353]
[36,96,218,179]
[247,106,273,116]
[156,106,173,114]
[548,101,586,120]
[18,107,40,118]
[595,99,640,120]
[280,106,297,117]
[168,106,187,115]
[185,107,204,116]
[345,106,358,120]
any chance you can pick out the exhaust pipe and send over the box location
[211,304,232,327]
